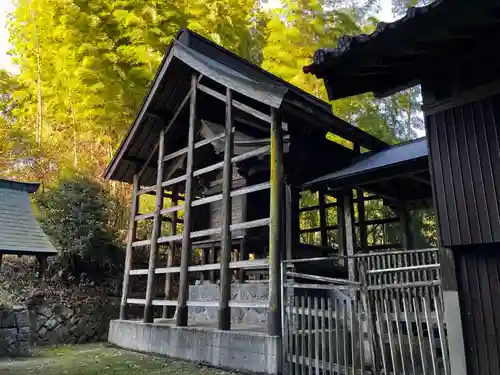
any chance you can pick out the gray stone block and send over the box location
[17,326,31,342]
[108,320,280,374]
[18,341,32,356]
[15,310,30,328]
[0,310,16,328]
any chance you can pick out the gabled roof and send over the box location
[302,138,428,190]
[0,178,57,256]
[303,0,500,99]
[104,29,388,184]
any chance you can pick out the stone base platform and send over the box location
[108,319,280,374]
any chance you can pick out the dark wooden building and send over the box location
[104,29,388,335]
[304,1,500,374]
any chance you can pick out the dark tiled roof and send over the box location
[304,0,445,71]
[303,0,498,99]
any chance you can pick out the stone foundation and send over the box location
[188,283,269,325]
[108,319,280,374]
[0,307,32,357]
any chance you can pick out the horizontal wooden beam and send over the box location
[299,202,337,213]
[163,130,234,162]
[162,174,187,188]
[198,83,271,124]
[129,258,269,276]
[156,218,270,245]
[192,182,270,208]
[138,147,270,197]
[127,298,268,309]
[367,243,402,250]
[135,213,184,223]
[193,144,270,178]
[299,225,338,234]
[286,271,360,286]
[367,280,441,291]
[367,263,440,275]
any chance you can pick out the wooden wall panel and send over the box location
[455,245,500,375]
[426,94,500,247]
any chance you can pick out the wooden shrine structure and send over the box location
[0,178,57,275]
[304,1,500,374]
[105,28,445,375]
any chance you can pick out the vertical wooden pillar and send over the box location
[199,249,205,283]
[218,87,234,331]
[144,128,166,323]
[0,253,3,269]
[36,255,48,280]
[238,238,246,283]
[209,243,216,283]
[319,189,328,247]
[342,190,356,280]
[285,184,299,260]
[357,189,367,252]
[163,186,178,319]
[268,107,284,336]
[120,173,139,320]
[176,74,198,327]
[337,194,346,267]
[398,201,413,249]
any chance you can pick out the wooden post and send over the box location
[163,186,178,319]
[342,190,356,281]
[268,107,284,336]
[36,255,48,280]
[285,184,299,261]
[176,74,198,327]
[398,201,413,249]
[120,174,139,320]
[337,194,346,265]
[357,189,367,252]
[209,243,216,283]
[238,238,246,283]
[218,87,234,331]
[0,253,3,270]
[319,189,328,247]
[200,249,206,283]
[144,128,166,323]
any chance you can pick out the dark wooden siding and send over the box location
[455,244,500,375]
[426,94,500,247]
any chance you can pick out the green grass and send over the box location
[0,344,242,375]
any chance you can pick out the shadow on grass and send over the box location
[0,343,241,375]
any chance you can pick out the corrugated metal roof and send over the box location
[0,182,57,255]
[301,138,428,189]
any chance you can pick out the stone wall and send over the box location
[188,283,268,325]
[0,307,31,357]
[27,294,121,345]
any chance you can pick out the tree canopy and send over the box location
[1,0,424,183]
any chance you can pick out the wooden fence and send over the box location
[281,248,450,375]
